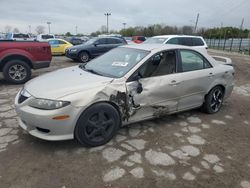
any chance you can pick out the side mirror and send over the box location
[94,41,99,46]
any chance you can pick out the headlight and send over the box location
[70,49,78,52]
[29,98,70,110]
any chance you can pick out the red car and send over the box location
[132,36,146,44]
[0,40,52,84]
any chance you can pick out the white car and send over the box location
[15,44,234,146]
[144,35,208,51]
[36,34,55,41]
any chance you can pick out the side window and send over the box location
[166,37,179,44]
[59,40,66,44]
[49,40,59,45]
[192,38,204,46]
[180,50,211,72]
[134,50,177,79]
[178,38,192,46]
[97,38,107,44]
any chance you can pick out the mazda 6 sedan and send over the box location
[15,44,234,146]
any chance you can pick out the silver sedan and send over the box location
[15,44,235,146]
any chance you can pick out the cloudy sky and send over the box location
[0,0,249,34]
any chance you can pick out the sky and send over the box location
[0,0,249,34]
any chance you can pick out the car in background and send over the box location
[0,40,52,84]
[144,35,208,51]
[132,36,146,44]
[66,37,85,46]
[5,33,32,41]
[66,37,127,63]
[15,44,234,146]
[36,34,55,41]
[48,38,73,55]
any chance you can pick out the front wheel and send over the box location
[3,60,31,84]
[79,51,90,63]
[202,86,224,114]
[74,103,120,147]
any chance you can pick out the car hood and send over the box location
[25,66,114,99]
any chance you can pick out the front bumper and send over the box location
[15,91,83,141]
[65,49,79,59]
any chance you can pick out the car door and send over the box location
[48,39,60,54]
[125,50,182,122]
[177,49,214,111]
[92,38,108,56]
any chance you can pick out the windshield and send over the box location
[82,47,150,78]
[144,37,168,44]
[84,38,97,45]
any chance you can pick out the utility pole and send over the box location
[194,13,199,34]
[122,22,126,30]
[47,22,51,34]
[239,18,244,30]
[75,26,78,35]
[104,13,111,33]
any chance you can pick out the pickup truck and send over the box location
[0,40,52,84]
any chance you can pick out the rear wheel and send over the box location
[3,60,31,84]
[79,51,89,63]
[202,86,224,114]
[74,103,120,147]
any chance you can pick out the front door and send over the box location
[125,50,182,122]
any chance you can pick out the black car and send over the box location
[66,37,86,46]
[66,37,127,63]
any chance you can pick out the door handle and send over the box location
[169,80,181,86]
[208,72,214,77]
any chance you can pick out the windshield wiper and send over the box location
[84,68,103,76]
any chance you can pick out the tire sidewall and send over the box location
[74,103,120,147]
[3,60,31,84]
[79,51,89,63]
[204,86,224,114]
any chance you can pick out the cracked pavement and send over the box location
[0,52,250,188]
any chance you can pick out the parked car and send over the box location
[66,37,127,63]
[132,36,146,44]
[0,40,52,84]
[144,35,208,51]
[15,44,234,146]
[36,34,55,41]
[5,33,32,41]
[66,37,85,46]
[48,39,73,55]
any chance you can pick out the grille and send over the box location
[18,94,28,104]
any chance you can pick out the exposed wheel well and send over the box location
[0,55,33,71]
[205,84,225,100]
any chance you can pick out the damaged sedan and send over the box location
[15,44,235,146]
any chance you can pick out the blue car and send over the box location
[66,37,127,63]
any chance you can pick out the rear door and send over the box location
[177,49,214,111]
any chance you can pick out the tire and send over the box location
[202,86,224,114]
[74,103,121,147]
[79,51,90,63]
[3,60,31,84]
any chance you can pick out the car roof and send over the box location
[152,35,203,39]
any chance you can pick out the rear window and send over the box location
[13,34,29,38]
[192,38,204,46]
